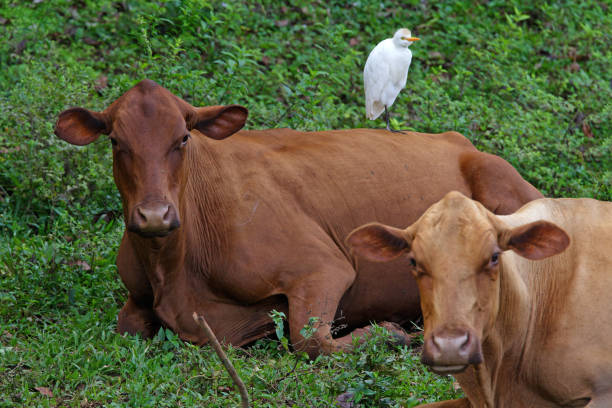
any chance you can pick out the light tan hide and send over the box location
[347,192,612,407]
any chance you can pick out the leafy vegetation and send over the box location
[0,0,610,406]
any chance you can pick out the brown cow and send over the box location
[347,191,612,407]
[54,80,542,358]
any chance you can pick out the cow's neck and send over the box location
[127,230,185,286]
[495,255,533,360]
[475,253,574,406]
[180,134,235,278]
[125,134,235,294]
[464,255,535,406]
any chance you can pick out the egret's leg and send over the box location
[385,106,391,131]
[384,106,404,133]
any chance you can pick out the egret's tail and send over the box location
[366,100,385,120]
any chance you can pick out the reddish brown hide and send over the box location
[348,192,612,407]
[55,80,542,358]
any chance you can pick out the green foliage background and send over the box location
[0,0,610,406]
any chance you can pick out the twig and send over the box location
[192,312,250,408]
[276,351,301,383]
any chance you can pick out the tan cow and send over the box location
[55,80,542,358]
[347,191,612,407]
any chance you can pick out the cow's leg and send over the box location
[334,321,413,347]
[285,258,358,358]
[415,398,472,407]
[287,282,352,357]
[156,293,289,347]
[285,259,411,357]
[115,232,159,337]
[118,295,161,338]
[286,253,416,358]
[300,319,412,352]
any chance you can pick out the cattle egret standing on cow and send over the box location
[364,28,419,132]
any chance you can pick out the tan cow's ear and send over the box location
[55,108,111,146]
[189,105,248,140]
[346,222,411,262]
[499,220,570,260]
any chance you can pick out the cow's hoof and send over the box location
[378,321,413,346]
[117,301,161,339]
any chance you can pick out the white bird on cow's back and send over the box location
[364,28,419,132]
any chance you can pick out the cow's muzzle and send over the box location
[128,201,180,237]
[420,328,483,374]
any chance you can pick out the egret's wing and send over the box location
[363,45,391,120]
[395,51,412,89]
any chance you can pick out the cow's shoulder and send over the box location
[432,131,476,149]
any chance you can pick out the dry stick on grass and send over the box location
[192,312,250,408]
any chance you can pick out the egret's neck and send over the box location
[392,36,412,48]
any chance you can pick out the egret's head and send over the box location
[393,28,420,48]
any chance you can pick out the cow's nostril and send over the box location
[459,333,470,351]
[137,207,148,222]
[431,334,441,351]
[162,205,171,222]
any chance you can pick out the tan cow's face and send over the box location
[55,80,247,238]
[347,191,569,375]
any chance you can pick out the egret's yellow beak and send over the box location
[402,37,420,42]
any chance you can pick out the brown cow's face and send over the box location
[346,191,569,375]
[54,80,247,238]
[109,93,188,237]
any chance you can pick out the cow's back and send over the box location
[215,128,476,233]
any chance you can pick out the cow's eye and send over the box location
[490,252,500,266]
[409,257,417,267]
[181,134,190,146]
[110,137,118,146]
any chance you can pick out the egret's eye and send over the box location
[409,257,417,267]
[181,134,190,145]
[490,252,500,266]
[110,137,118,146]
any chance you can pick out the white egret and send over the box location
[364,28,419,132]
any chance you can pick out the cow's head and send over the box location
[55,80,247,237]
[346,191,569,374]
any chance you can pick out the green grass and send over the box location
[0,0,610,406]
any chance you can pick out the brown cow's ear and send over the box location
[55,108,111,146]
[499,220,570,260]
[346,222,411,262]
[189,105,248,140]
